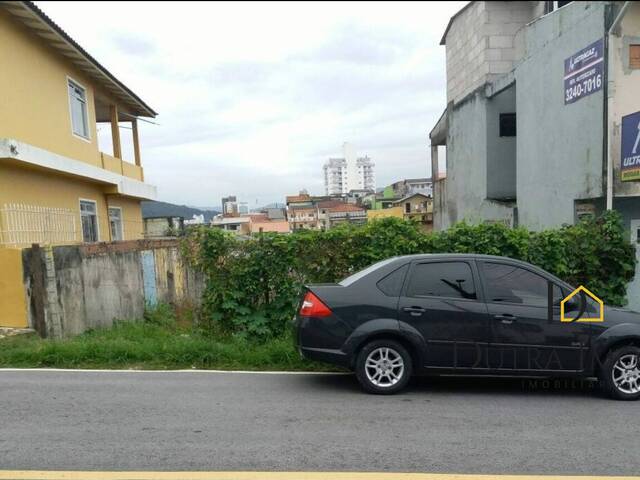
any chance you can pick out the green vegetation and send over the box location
[2,212,634,370]
[0,304,331,371]
[184,211,636,338]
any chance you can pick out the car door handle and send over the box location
[403,306,426,316]
[494,314,517,324]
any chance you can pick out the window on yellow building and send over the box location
[80,200,98,242]
[108,207,123,241]
[68,79,90,139]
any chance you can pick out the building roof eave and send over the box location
[1,1,157,117]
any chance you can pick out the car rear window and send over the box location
[377,264,409,297]
[406,261,477,300]
[339,258,397,287]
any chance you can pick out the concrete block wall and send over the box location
[445,1,539,104]
[22,239,205,338]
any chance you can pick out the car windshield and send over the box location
[339,258,397,287]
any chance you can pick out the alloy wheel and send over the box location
[364,347,405,388]
[612,354,640,395]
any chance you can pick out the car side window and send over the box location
[377,264,409,297]
[406,262,477,300]
[481,262,549,307]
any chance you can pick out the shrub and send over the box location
[184,212,636,338]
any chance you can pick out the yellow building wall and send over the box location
[0,163,144,245]
[0,10,106,167]
[367,207,404,220]
[0,248,28,328]
[106,195,145,240]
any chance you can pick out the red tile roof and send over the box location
[328,203,365,213]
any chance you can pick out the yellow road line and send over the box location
[0,473,638,480]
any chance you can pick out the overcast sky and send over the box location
[36,1,464,208]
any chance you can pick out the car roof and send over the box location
[390,254,572,289]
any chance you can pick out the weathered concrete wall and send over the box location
[22,239,205,338]
[515,2,607,230]
[441,90,516,230]
[486,84,517,200]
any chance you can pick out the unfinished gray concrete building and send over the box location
[429,1,640,310]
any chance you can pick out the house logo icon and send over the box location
[560,285,604,323]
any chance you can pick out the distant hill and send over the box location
[141,201,219,222]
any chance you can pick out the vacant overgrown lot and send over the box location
[0,304,332,371]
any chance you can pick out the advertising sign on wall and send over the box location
[622,111,640,182]
[564,39,604,105]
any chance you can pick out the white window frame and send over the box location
[108,206,124,241]
[67,76,91,142]
[79,198,99,243]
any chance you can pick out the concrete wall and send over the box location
[486,84,517,200]
[21,239,204,338]
[441,90,516,229]
[444,1,538,104]
[515,1,607,230]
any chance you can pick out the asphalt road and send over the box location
[1,370,639,475]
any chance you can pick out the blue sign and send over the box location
[564,39,604,105]
[622,111,640,182]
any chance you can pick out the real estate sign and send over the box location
[564,39,603,105]
[622,111,640,182]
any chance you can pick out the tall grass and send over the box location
[0,304,334,371]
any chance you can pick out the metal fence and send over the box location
[0,203,78,248]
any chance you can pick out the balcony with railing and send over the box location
[94,97,145,183]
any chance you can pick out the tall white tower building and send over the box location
[323,143,375,195]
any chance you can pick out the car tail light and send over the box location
[299,291,332,317]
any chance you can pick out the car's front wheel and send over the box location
[355,340,412,394]
[600,345,640,401]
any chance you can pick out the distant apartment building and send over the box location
[323,143,375,195]
[221,195,238,216]
[429,1,640,309]
[390,178,433,198]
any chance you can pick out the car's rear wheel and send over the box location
[600,345,640,401]
[355,339,412,394]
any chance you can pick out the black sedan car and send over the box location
[294,254,640,400]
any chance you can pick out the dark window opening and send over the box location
[499,113,516,137]
[377,264,409,297]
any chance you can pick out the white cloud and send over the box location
[35,0,466,207]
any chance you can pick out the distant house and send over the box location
[248,213,289,234]
[393,193,433,231]
[211,215,251,235]
[390,178,433,198]
[327,203,367,228]
[144,216,184,238]
[289,207,319,230]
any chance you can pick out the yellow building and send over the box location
[0,2,157,327]
[367,206,404,221]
